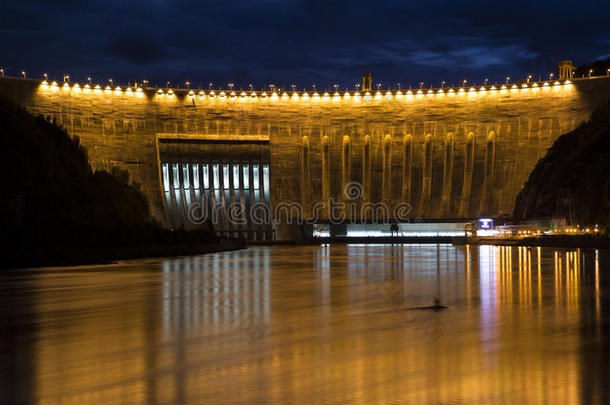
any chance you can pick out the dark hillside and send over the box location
[514,98,610,228]
[0,95,220,268]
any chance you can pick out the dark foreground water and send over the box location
[1,244,609,404]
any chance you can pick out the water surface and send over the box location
[1,244,609,404]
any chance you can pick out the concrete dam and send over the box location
[1,74,610,239]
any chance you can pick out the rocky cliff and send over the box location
[514,98,610,228]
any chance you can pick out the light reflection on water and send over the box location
[0,244,608,404]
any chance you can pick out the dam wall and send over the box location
[2,76,610,233]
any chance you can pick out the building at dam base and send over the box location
[2,75,610,240]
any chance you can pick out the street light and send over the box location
[43,73,48,80]
[607,68,610,76]
[22,71,26,78]
[549,73,554,80]
[166,81,170,89]
[505,76,510,84]
[87,77,92,84]
[589,69,593,78]
[419,81,424,89]
[463,79,467,87]
[208,82,213,90]
[0,68,4,77]
[527,75,532,83]
[376,83,381,91]
[186,81,191,89]
[484,78,488,85]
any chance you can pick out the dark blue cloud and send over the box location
[0,0,609,89]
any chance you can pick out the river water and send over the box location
[1,244,608,404]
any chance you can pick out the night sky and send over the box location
[1,0,609,90]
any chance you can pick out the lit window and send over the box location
[192,164,199,189]
[172,163,179,189]
[182,164,190,189]
[162,163,170,192]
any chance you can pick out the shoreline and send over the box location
[2,240,247,271]
[456,235,610,249]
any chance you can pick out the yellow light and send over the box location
[469,87,476,92]
[260,91,267,99]
[374,90,382,99]
[104,85,112,94]
[479,86,486,91]
[565,79,572,84]
[125,87,133,95]
[500,84,507,89]
[312,92,320,99]
[156,89,164,97]
[427,89,434,95]
[230,91,236,98]
[521,83,528,88]
[209,90,216,98]
[395,90,403,98]
[353,91,361,97]
[511,84,518,89]
[322,91,330,100]
[448,88,455,95]
[490,85,496,90]
[136,87,143,97]
[406,90,413,95]
[343,91,351,99]
[72,83,81,92]
[94,84,101,94]
[62,82,70,91]
[188,90,194,96]
[83,84,91,93]
[458,87,465,93]
[250,91,257,99]
[40,80,49,90]
[240,91,247,99]
[281,92,289,99]
[291,92,299,100]
[436,89,445,96]
[543,82,549,87]
[270,92,279,100]
[553,81,560,86]
[219,91,225,98]
[114,86,122,95]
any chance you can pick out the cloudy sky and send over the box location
[1,0,609,90]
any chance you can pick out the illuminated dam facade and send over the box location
[1,75,610,239]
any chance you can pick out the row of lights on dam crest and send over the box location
[5,62,607,101]
[37,77,577,101]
